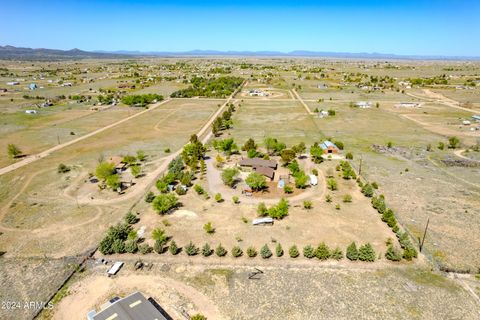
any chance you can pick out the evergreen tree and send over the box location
[275,243,284,257]
[289,245,300,258]
[315,242,331,260]
[358,243,376,262]
[346,242,359,261]
[215,243,227,257]
[260,244,272,259]
[202,243,212,257]
[303,245,315,259]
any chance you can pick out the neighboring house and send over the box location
[29,83,38,90]
[25,110,37,114]
[87,291,171,320]
[395,102,419,108]
[239,158,277,169]
[355,101,372,108]
[320,141,340,154]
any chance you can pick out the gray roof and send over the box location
[253,165,275,179]
[239,157,277,169]
[93,292,168,320]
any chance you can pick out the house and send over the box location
[317,110,329,118]
[320,141,340,154]
[355,101,372,108]
[87,291,170,320]
[108,156,127,173]
[25,110,37,114]
[396,102,419,108]
[472,115,480,122]
[317,84,328,89]
[463,120,471,126]
[239,158,277,169]
[253,165,275,180]
[29,83,38,90]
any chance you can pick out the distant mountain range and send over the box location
[1,45,479,61]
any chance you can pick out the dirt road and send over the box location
[406,89,478,113]
[291,88,314,114]
[0,99,172,176]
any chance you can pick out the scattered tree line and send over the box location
[170,76,243,98]
[121,93,163,107]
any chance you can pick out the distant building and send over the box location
[6,81,19,86]
[472,115,480,122]
[29,83,38,90]
[87,291,170,320]
[395,102,419,108]
[317,84,328,89]
[355,101,372,108]
[248,89,269,97]
[0,88,7,93]
[320,141,340,154]
[25,110,37,114]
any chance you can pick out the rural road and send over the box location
[291,88,314,114]
[0,99,172,177]
[406,89,478,114]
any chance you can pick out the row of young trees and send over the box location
[212,103,236,136]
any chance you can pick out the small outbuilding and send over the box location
[320,140,340,154]
[29,83,38,90]
[107,261,124,276]
[252,217,274,225]
[25,110,37,114]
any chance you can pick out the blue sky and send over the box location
[1,0,479,56]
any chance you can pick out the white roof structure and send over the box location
[252,217,274,225]
[107,261,124,276]
[309,174,318,186]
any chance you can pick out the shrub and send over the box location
[260,244,272,259]
[358,243,376,262]
[232,196,239,204]
[289,245,300,258]
[7,144,21,158]
[164,148,171,153]
[342,194,352,203]
[437,142,445,150]
[190,314,207,320]
[448,136,460,149]
[57,163,71,173]
[335,204,341,210]
[361,184,374,197]
[112,239,126,254]
[346,242,358,261]
[294,171,309,189]
[168,241,179,255]
[202,243,213,257]
[331,247,343,260]
[325,194,332,203]
[124,212,139,224]
[315,242,331,260]
[312,168,318,176]
[203,222,215,234]
[257,202,268,216]
[385,245,401,261]
[152,193,178,214]
[284,185,293,194]
[247,246,257,257]
[221,167,240,187]
[245,172,267,191]
[268,198,289,219]
[403,246,418,261]
[303,245,315,259]
[371,182,379,189]
[303,200,313,209]
[145,191,155,203]
[194,184,205,195]
[153,239,165,254]
[214,193,223,202]
[275,243,284,257]
[156,181,168,193]
[175,185,187,195]
[185,241,199,256]
[215,244,228,257]
[345,152,353,160]
[327,178,337,191]
[231,246,243,257]
[138,243,152,254]
[124,240,138,253]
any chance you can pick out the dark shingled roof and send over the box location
[239,157,277,169]
[253,166,275,179]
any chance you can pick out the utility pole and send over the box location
[419,217,430,252]
[358,155,363,176]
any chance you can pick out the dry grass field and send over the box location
[1,58,480,320]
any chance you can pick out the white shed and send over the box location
[107,261,124,276]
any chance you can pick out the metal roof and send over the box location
[320,140,338,150]
[93,292,168,320]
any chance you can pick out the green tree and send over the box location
[331,247,343,260]
[292,142,306,155]
[385,245,401,261]
[289,245,300,258]
[106,174,121,190]
[214,193,223,202]
[231,246,243,257]
[130,165,141,178]
[215,243,227,257]
[327,178,338,191]
[245,172,267,191]
[96,161,116,180]
[346,242,359,261]
[203,222,215,234]
[315,242,331,260]
[448,136,460,149]
[124,212,139,225]
[112,239,125,254]
[294,171,309,189]
[202,243,213,256]
[361,184,374,197]
[125,239,138,253]
[191,314,207,320]
[136,150,146,161]
[280,148,296,165]
[303,245,315,259]
[260,244,272,259]
[247,246,257,257]
[152,193,178,214]
[242,138,257,151]
[358,243,376,262]
[268,198,289,219]
[169,240,179,255]
[303,200,313,209]
[185,241,199,256]
[275,243,284,257]
[7,144,21,158]
[257,202,268,216]
[221,167,240,187]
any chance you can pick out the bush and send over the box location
[57,163,71,173]
[190,314,207,320]
[232,196,239,204]
[358,243,376,262]
[202,243,213,257]
[98,223,131,255]
[138,243,152,254]
[312,168,318,176]
[327,178,337,191]
[145,191,155,203]
[124,212,139,224]
[175,186,186,195]
[221,167,239,187]
[303,245,315,259]
[112,239,126,254]
[245,172,267,191]
[214,193,223,202]
[346,242,358,261]
[153,239,165,254]
[215,244,227,257]
[124,240,138,253]
[231,246,243,257]
[345,152,353,160]
[331,247,343,260]
[203,222,215,234]
[194,184,205,195]
[247,246,257,257]
[289,245,300,258]
[361,183,374,197]
[283,185,293,194]
[325,195,332,203]
[294,171,309,189]
[260,244,272,259]
[268,198,289,219]
[257,202,268,217]
[303,200,313,209]
[403,246,418,261]
[342,194,352,203]
[275,243,284,257]
[315,242,331,260]
[385,245,401,261]
[169,240,179,255]
[152,193,178,214]
[185,241,199,256]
